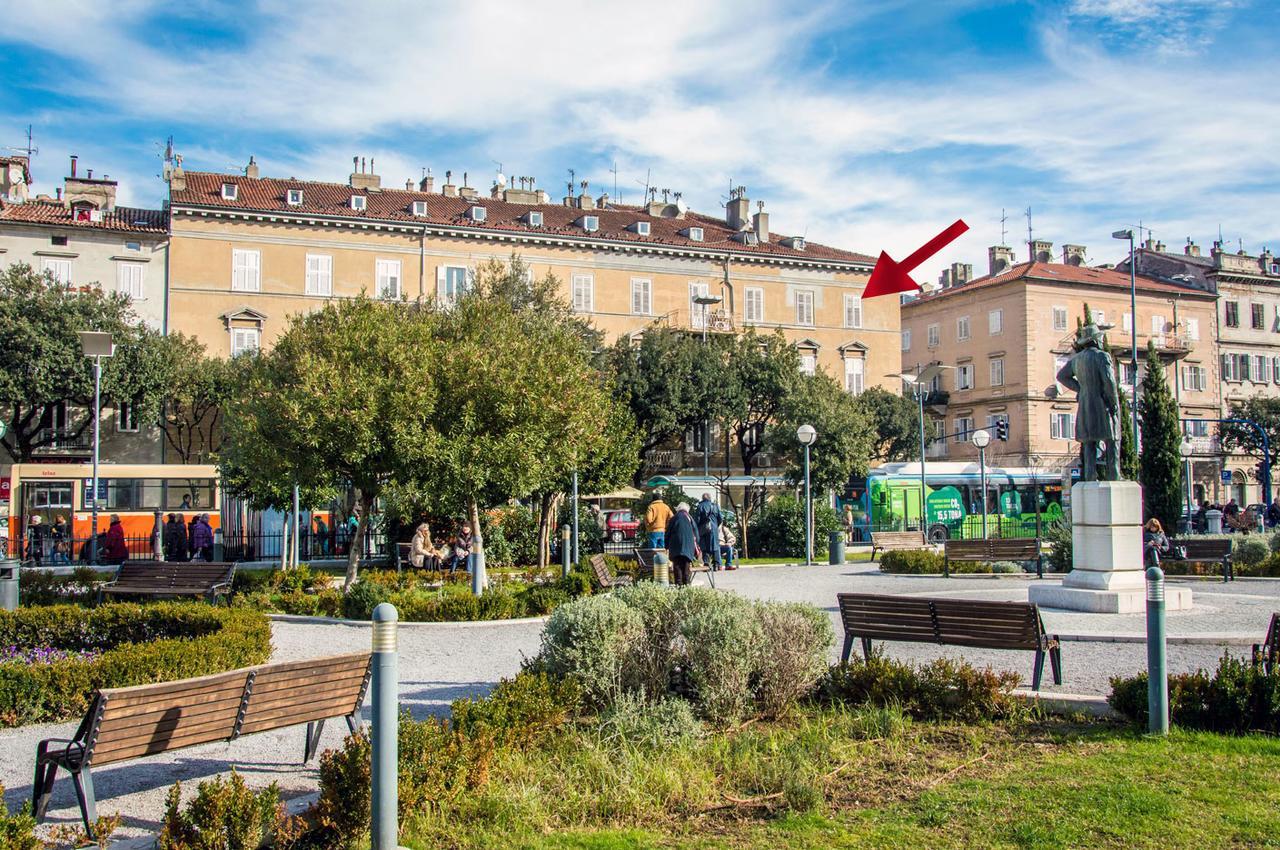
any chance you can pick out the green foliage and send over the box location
[1221,396,1280,470]
[747,494,842,558]
[17,566,109,606]
[158,770,301,850]
[722,329,800,474]
[158,333,239,464]
[1117,381,1140,480]
[854,385,928,463]
[1138,342,1183,530]
[0,603,270,726]
[1109,653,1280,734]
[877,549,945,574]
[597,693,703,749]
[819,653,1024,722]
[481,504,540,568]
[1234,536,1269,567]
[769,371,873,494]
[1042,517,1073,573]
[451,671,583,751]
[0,784,41,850]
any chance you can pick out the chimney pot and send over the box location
[988,245,1016,276]
[752,209,769,243]
[70,155,77,178]
[87,169,93,179]
[56,187,62,200]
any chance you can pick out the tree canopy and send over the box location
[769,371,873,494]
[159,333,239,464]
[1221,396,1280,480]
[853,386,926,463]
[1137,344,1183,530]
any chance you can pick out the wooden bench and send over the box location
[1165,538,1234,582]
[101,561,236,603]
[943,538,1043,578]
[33,652,372,836]
[836,592,1062,690]
[590,553,634,590]
[869,531,928,562]
[1253,612,1279,675]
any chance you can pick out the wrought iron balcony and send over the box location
[32,428,93,453]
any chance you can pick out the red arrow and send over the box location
[863,219,970,299]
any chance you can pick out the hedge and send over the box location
[1108,653,1280,734]
[0,603,272,727]
[877,550,1023,574]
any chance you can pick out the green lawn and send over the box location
[737,551,872,566]
[401,715,1280,850]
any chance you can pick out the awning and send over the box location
[585,486,643,500]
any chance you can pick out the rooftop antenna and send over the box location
[999,208,1008,246]
[567,168,575,199]
[634,168,651,206]
[1025,206,1034,261]
[609,160,619,204]
[3,124,39,158]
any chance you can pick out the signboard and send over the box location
[0,477,9,502]
[1221,469,1233,484]
[83,479,108,503]
[926,486,965,525]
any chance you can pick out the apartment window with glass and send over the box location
[1225,301,1239,327]
[304,254,333,296]
[376,259,401,300]
[630,278,652,315]
[1221,353,1250,382]
[799,351,817,375]
[1274,356,1280,384]
[116,401,139,433]
[954,417,973,443]
[956,363,974,390]
[1050,412,1075,440]
[1121,361,1139,387]
[927,323,940,347]
[844,357,864,396]
[1151,314,1166,336]
[843,294,862,329]
[795,290,815,327]
[1252,303,1266,330]
[230,327,260,357]
[116,262,144,300]
[231,249,260,292]
[1052,306,1068,331]
[1182,364,1207,392]
[957,315,971,340]
[901,329,912,351]
[989,357,1005,387]
[987,413,1009,433]
[1254,355,1271,383]
[572,274,594,313]
[41,257,73,286]
[988,309,1003,335]
[744,287,764,323]
[438,266,468,305]
[1185,318,1199,340]
[1123,312,1133,333]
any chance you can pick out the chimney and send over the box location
[726,186,750,230]
[577,192,595,210]
[244,156,259,179]
[70,155,77,178]
[597,192,609,208]
[752,201,769,243]
[1185,238,1200,257]
[348,155,381,190]
[1155,240,1166,253]
[442,170,458,197]
[56,187,62,201]
[1260,248,1273,273]
[406,179,413,191]
[1143,236,1156,251]
[1030,239,1053,263]
[988,245,1016,275]
[64,162,118,212]
[420,173,435,193]
[1062,244,1087,266]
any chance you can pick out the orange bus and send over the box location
[4,463,221,561]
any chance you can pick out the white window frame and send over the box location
[1050,412,1074,440]
[1052,306,1068,331]
[957,315,971,341]
[116,400,139,433]
[1254,355,1270,384]
[744,287,764,324]
[795,290,815,327]
[1186,318,1199,340]
[351,195,367,211]
[954,417,974,443]
[231,249,260,292]
[799,351,817,376]
[989,357,1005,387]
[305,253,333,296]
[843,294,863,329]
[438,265,469,305]
[901,329,912,351]
[411,200,428,216]
[526,211,544,227]
[230,327,260,357]
[988,309,1003,335]
[1123,312,1133,333]
[222,183,238,201]
[689,281,711,329]
[927,323,940,347]
[844,356,864,395]
[572,274,595,313]
[287,189,304,206]
[635,221,651,236]
[581,215,599,232]
[1093,310,1105,328]
[41,257,72,286]
[1152,314,1166,336]
[115,262,144,300]
[630,278,652,316]
[376,258,401,300]
[687,227,704,242]
[956,363,974,390]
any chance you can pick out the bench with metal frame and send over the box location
[589,553,634,590]
[32,652,372,837]
[1253,612,1279,675]
[101,560,236,603]
[836,592,1062,690]
[943,537,1044,578]
[1165,538,1234,582]
[869,531,928,562]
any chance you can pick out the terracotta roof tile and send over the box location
[0,200,166,234]
[171,172,874,267]
[903,260,1214,308]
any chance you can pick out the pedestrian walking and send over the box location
[665,502,699,586]
[694,492,722,571]
[49,516,71,565]
[187,513,199,557]
[191,514,215,561]
[314,515,330,556]
[165,513,189,561]
[645,494,673,549]
[25,515,47,566]
[101,515,129,565]
[843,504,855,545]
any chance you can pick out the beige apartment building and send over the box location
[902,244,1219,496]
[165,158,894,477]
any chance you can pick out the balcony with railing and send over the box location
[1057,328,1195,359]
[31,427,93,454]
[643,448,684,473]
[658,306,736,335]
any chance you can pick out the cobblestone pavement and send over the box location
[3,564,1275,838]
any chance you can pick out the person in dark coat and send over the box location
[191,514,214,561]
[24,515,47,566]
[1055,323,1120,481]
[101,515,129,564]
[187,513,199,556]
[694,493,723,571]
[665,502,699,586]
[164,513,189,561]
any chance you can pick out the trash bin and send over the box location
[1205,509,1223,535]
[828,531,846,565]
[0,558,19,611]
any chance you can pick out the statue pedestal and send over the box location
[1029,481,1192,613]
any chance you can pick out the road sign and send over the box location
[1221,469,1233,484]
[863,219,970,298]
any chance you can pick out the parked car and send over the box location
[604,509,639,542]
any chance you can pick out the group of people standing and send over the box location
[646,493,737,586]
[163,513,215,562]
[408,521,475,572]
[22,513,141,566]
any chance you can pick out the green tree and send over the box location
[1220,396,1280,486]
[1117,382,1139,481]
[0,263,171,461]
[853,386,928,463]
[1137,342,1183,529]
[219,297,439,590]
[159,334,238,463]
[769,372,873,494]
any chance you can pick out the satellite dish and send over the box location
[675,196,688,214]
[495,171,507,187]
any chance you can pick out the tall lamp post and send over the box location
[1112,229,1140,446]
[971,428,991,539]
[796,424,817,565]
[79,331,114,565]
[894,364,949,536]
[693,293,724,485]
[1180,438,1194,533]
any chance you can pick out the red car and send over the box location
[604,509,639,542]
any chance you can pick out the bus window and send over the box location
[165,479,216,510]
[30,482,73,510]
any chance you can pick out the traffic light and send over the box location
[996,419,1009,441]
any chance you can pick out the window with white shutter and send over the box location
[927,324,940,347]
[1152,314,1166,335]
[795,291,815,326]
[799,352,817,375]
[437,266,469,305]
[844,357,864,395]
[1185,318,1199,340]
[956,363,974,390]
[901,329,911,351]
[1052,306,1068,331]
[1123,312,1133,333]
[988,309,1003,335]
[1093,310,1105,327]
[115,262,144,300]
[572,274,594,313]
[376,259,401,300]
[305,254,333,296]
[230,327,260,356]
[1255,355,1270,383]
[989,357,1004,387]
[843,294,862,329]
[41,257,73,285]
[1050,412,1074,440]
[630,278,651,315]
[231,249,260,292]
[957,315,971,340]
[1274,357,1280,385]
[744,287,764,323]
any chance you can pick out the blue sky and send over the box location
[1,0,1276,283]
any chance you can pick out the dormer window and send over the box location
[581,215,599,232]
[684,227,704,242]
[412,200,428,216]
[222,183,238,201]
[784,236,806,251]
[469,206,487,222]
[351,195,367,211]
[525,211,543,227]
[634,221,651,236]
[287,189,304,206]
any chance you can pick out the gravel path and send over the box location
[2,565,1275,839]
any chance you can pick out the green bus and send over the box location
[847,462,1067,542]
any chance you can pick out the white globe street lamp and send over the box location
[79,331,114,565]
[797,424,817,564]
[971,428,991,539]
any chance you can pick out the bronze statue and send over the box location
[1055,323,1121,481]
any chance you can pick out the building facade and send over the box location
[901,244,1219,499]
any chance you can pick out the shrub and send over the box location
[0,603,271,726]
[539,594,646,707]
[1042,518,1072,573]
[990,560,1023,574]
[878,549,945,574]
[748,494,841,559]
[0,783,41,850]
[1270,531,1280,554]
[481,504,540,568]
[451,671,582,750]
[597,693,702,749]
[341,580,391,620]
[1108,653,1280,733]
[1233,536,1269,567]
[157,770,302,850]
[680,600,761,720]
[522,585,570,616]
[18,567,109,607]
[753,602,834,717]
[819,653,1024,722]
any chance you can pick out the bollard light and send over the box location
[370,603,400,850]
[653,551,670,586]
[1145,566,1169,735]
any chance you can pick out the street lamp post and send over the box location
[693,293,724,485]
[972,428,991,539]
[79,332,114,565]
[893,364,949,537]
[1180,438,1194,533]
[1112,229,1140,446]
[796,424,817,565]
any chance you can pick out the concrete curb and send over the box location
[267,612,551,628]
[1056,632,1257,645]
[1013,689,1117,718]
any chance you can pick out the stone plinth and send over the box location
[1029,481,1192,613]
